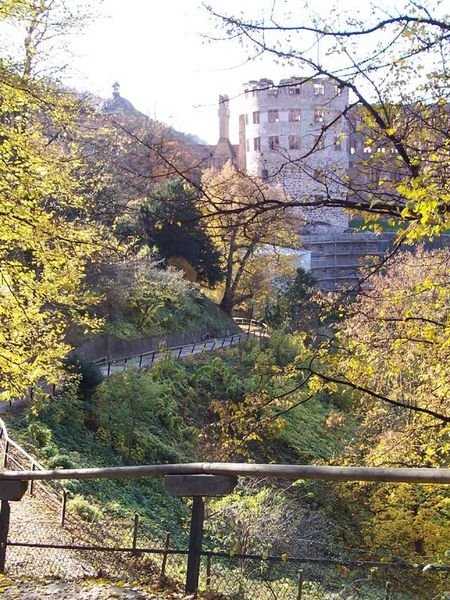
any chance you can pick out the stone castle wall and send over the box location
[238,77,350,231]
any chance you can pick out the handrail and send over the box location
[0,417,69,524]
[94,333,245,367]
[233,317,268,330]
[0,462,449,484]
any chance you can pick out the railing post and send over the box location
[107,361,111,377]
[0,500,10,573]
[60,490,68,527]
[123,357,128,372]
[3,440,8,469]
[160,531,171,581]
[178,347,183,358]
[186,495,205,594]
[206,554,212,590]
[139,355,143,368]
[29,462,35,496]
[384,581,392,600]
[151,351,156,364]
[297,569,303,600]
[131,512,139,554]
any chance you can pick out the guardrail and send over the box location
[95,330,265,377]
[0,418,69,527]
[0,415,449,596]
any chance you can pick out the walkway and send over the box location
[96,321,267,378]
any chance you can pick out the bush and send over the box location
[68,495,101,523]
[26,422,52,448]
[47,454,76,470]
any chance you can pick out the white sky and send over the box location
[4,0,430,144]
[69,0,297,143]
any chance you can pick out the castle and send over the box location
[101,80,430,290]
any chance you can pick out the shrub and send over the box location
[68,495,101,523]
[26,422,52,448]
[47,454,76,470]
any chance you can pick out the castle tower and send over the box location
[218,94,230,140]
[239,77,350,233]
[212,94,236,169]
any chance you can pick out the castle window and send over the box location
[289,109,301,122]
[314,83,325,95]
[350,145,356,154]
[246,139,250,152]
[334,84,343,96]
[253,137,261,151]
[268,87,279,96]
[261,168,269,180]
[314,108,325,123]
[269,136,280,150]
[363,146,372,154]
[376,146,386,153]
[289,135,300,150]
[245,114,248,125]
[253,111,260,124]
[268,109,279,123]
[288,85,301,95]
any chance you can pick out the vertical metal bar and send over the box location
[107,361,111,377]
[123,357,128,372]
[160,532,171,579]
[178,347,183,358]
[0,501,10,573]
[139,355,143,368]
[60,490,68,527]
[206,554,211,590]
[151,351,156,364]
[3,441,9,469]
[29,463,35,496]
[131,513,139,554]
[297,569,303,600]
[185,496,205,594]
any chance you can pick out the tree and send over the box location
[265,267,318,331]
[0,1,104,401]
[208,1,450,240]
[136,179,223,286]
[326,248,450,561]
[201,162,300,314]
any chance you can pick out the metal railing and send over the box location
[233,317,268,330]
[0,418,449,598]
[95,330,265,377]
[0,419,69,527]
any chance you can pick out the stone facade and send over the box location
[237,77,350,232]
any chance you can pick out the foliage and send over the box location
[68,495,101,523]
[311,248,450,562]
[137,178,223,286]
[264,267,318,331]
[0,1,105,402]
[92,368,193,464]
[94,258,235,338]
[201,162,300,314]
